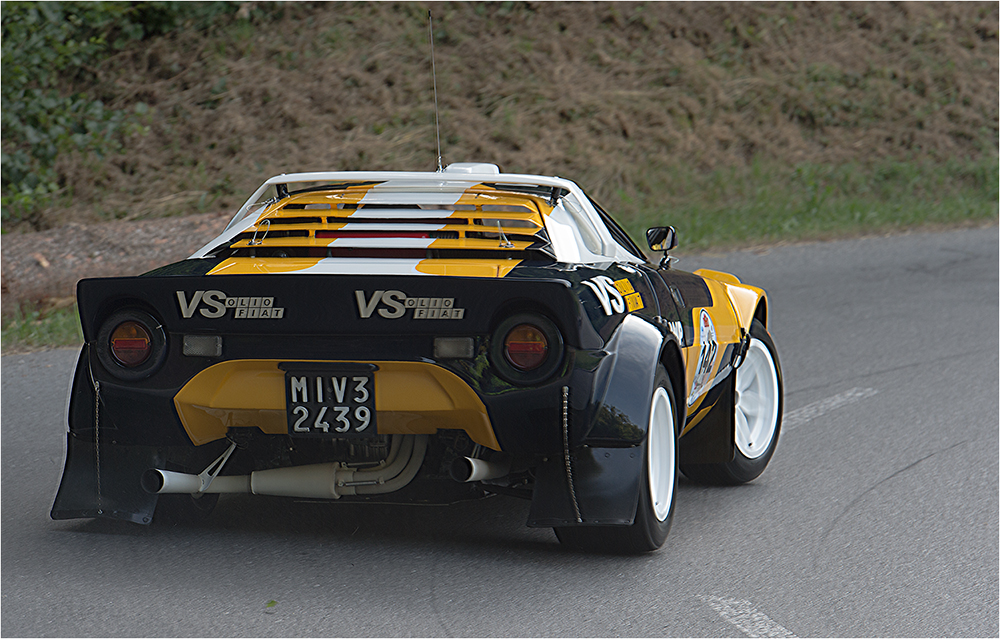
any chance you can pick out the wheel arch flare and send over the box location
[693,268,769,334]
[528,313,679,528]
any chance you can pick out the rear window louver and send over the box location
[220,192,555,261]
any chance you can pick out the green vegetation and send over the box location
[2,1,995,233]
[0,1,241,228]
[617,156,999,251]
[1,303,83,352]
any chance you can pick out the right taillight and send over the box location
[491,312,563,384]
[503,324,548,371]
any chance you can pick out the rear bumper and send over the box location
[69,343,579,456]
[172,359,500,449]
[57,333,659,528]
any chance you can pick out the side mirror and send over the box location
[646,226,677,252]
[646,226,677,267]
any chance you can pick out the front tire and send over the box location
[555,366,678,553]
[681,319,783,485]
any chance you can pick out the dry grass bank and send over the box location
[21,1,996,228]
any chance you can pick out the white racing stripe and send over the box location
[340,208,458,219]
[326,237,437,249]
[336,223,448,231]
[783,387,878,432]
[699,596,797,638]
[294,258,425,275]
[359,184,465,205]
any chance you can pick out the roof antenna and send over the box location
[428,11,444,172]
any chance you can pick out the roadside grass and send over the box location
[612,156,999,252]
[1,155,995,353]
[1,304,83,353]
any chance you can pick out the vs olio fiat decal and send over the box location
[583,276,644,316]
[355,290,467,319]
[176,290,286,319]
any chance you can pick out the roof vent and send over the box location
[443,163,501,175]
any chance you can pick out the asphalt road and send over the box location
[2,227,997,637]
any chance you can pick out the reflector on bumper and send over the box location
[183,335,223,357]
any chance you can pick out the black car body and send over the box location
[52,163,784,551]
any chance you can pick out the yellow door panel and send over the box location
[682,278,742,423]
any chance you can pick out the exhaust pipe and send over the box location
[141,469,250,494]
[143,435,427,499]
[449,456,510,483]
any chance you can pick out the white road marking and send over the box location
[783,387,878,432]
[696,389,878,636]
[699,595,797,638]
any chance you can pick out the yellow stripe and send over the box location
[225,237,537,250]
[207,257,523,277]
[414,258,522,278]
[207,258,325,275]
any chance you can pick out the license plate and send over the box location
[280,364,377,438]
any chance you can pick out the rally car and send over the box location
[51,163,783,552]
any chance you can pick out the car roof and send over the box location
[191,164,645,267]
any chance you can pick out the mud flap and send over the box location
[526,445,643,527]
[50,433,162,524]
[527,315,662,527]
[679,371,735,464]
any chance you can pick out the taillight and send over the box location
[95,308,167,380]
[490,312,563,384]
[110,321,152,366]
[503,324,548,371]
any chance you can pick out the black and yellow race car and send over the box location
[51,163,783,552]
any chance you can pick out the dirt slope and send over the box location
[31,1,998,225]
[1,1,997,310]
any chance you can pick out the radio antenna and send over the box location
[428,11,443,172]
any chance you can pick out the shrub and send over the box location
[0,1,237,229]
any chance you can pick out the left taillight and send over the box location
[110,321,152,366]
[95,308,167,380]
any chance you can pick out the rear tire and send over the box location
[555,366,678,553]
[681,319,783,485]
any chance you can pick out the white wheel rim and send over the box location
[734,338,780,459]
[647,387,675,522]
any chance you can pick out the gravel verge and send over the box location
[1,212,230,314]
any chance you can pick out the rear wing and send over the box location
[223,167,580,232]
[190,166,643,266]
